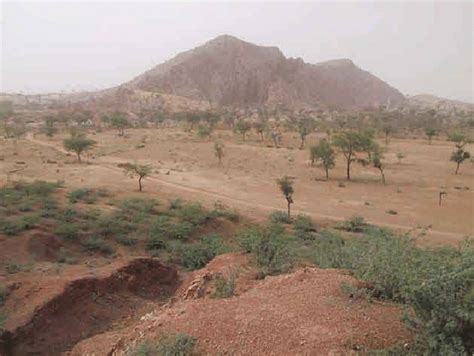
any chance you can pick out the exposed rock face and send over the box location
[125,35,405,110]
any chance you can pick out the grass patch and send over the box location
[68,188,108,204]
[81,236,114,255]
[336,215,368,232]
[211,272,237,299]
[5,262,34,274]
[269,210,292,224]
[129,333,197,356]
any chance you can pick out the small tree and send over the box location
[277,176,294,219]
[382,125,393,145]
[371,146,387,184]
[110,112,129,136]
[425,127,436,145]
[235,120,251,141]
[396,152,405,164]
[333,131,375,180]
[63,135,96,163]
[121,162,152,192]
[42,116,57,138]
[185,112,201,131]
[297,118,315,149]
[450,148,470,175]
[197,124,213,140]
[309,139,335,180]
[214,142,225,167]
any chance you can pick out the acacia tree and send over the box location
[310,139,335,180]
[371,145,387,184]
[451,148,470,175]
[63,135,96,163]
[332,131,375,181]
[235,120,251,141]
[121,162,152,192]
[297,117,315,149]
[214,142,225,167]
[277,176,294,219]
[425,127,436,145]
[110,112,129,136]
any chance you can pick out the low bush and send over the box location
[177,203,211,226]
[307,228,474,354]
[170,221,194,240]
[157,332,197,356]
[293,214,317,240]
[0,215,39,235]
[5,262,33,274]
[68,188,108,204]
[269,210,292,224]
[239,224,294,277]
[54,223,81,241]
[211,272,237,299]
[0,284,8,306]
[336,215,368,232]
[81,236,113,255]
[169,234,228,270]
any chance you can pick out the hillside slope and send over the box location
[123,35,405,110]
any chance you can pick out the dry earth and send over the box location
[1,128,472,246]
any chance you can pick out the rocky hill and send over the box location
[122,35,405,111]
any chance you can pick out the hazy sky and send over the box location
[1,1,472,102]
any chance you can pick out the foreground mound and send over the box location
[74,264,411,355]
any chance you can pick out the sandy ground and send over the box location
[1,128,472,246]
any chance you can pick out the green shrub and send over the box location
[0,284,8,306]
[170,221,194,240]
[0,180,61,213]
[293,214,317,240]
[168,198,184,210]
[170,234,227,270]
[115,234,138,246]
[119,198,159,216]
[336,215,368,232]
[211,272,237,299]
[177,203,211,226]
[68,188,108,204]
[0,215,39,235]
[157,332,197,356]
[5,262,33,274]
[54,223,81,241]
[239,224,294,277]
[269,210,292,224]
[404,249,474,354]
[81,236,113,255]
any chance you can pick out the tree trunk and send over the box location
[260,132,264,142]
[325,167,329,180]
[346,159,351,180]
[300,137,305,149]
[455,162,460,175]
[77,152,81,163]
[287,200,291,219]
[428,137,432,145]
[138,176,143,192]
[379,168,386,185]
